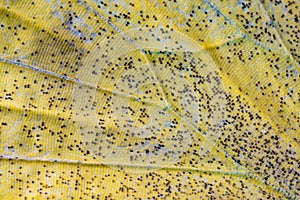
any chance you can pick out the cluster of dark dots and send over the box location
[0,0,299,199]
[211,0,299,63]
[263,0,299,62]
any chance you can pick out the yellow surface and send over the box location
[0,0,299,199]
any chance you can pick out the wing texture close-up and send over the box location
[0,0,299,199]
